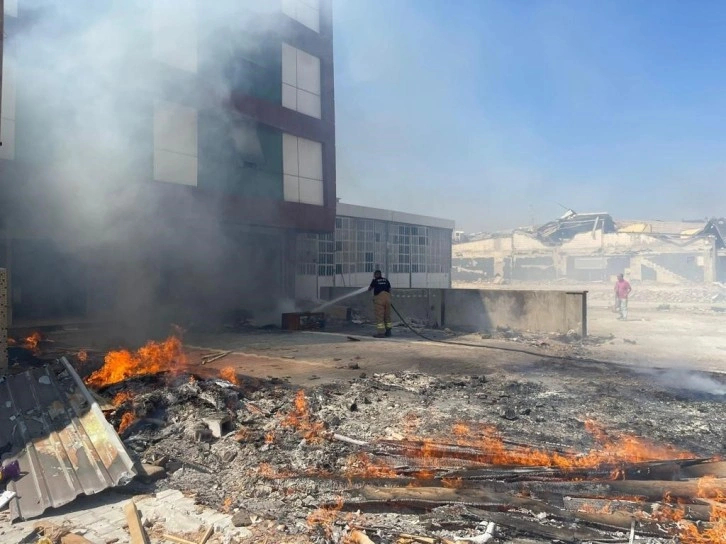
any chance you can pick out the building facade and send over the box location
[0,0,335,326]
[296,203,454,301]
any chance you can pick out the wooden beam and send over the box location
[33,522,96,544]
[358,485,561,514]
[124,501,151,544]
[198,526,214,544]
[163,535,197,544]
[466,509,621,543]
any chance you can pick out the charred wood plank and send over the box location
[358,486,561,514]
[465,508,620,543]
[499,478,726,502]
[562,496,711,522]
[681,460,726,479]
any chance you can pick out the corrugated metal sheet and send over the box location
[1,357,136,520]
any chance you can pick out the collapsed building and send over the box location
[0,0,335,332]
[453,210,725,284]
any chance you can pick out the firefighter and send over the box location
[368,270,392,338]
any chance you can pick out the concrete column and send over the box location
[0,268,7,374]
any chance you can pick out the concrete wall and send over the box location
[443,289,586,335]
[0,269,7,373]
[321,286,587,336]
[320,287,442,327]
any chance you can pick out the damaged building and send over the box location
[0,0,335,331]
[295,202,454,301]
[453,210,723,284]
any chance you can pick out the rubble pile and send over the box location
[81,357,726,544]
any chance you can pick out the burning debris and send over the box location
[4,331,726,544]
[85,335,186,387]
[7,331,47,354]
[65,344,726,544]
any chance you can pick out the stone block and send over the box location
[202,415,233,438]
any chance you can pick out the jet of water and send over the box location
[313,286,369,312]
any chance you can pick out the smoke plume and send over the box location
[6,0,290,340]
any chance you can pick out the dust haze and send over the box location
[7,0,289,340]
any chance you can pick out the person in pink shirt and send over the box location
[614,273,632,320]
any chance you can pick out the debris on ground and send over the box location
[3,317,726,543]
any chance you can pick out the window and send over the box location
[154,101,198,186]
[152,0,197,73]
[282,0,320,33]
[281,43,321,119]
[282,133,324,205]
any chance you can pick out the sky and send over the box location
[332,0,726,232]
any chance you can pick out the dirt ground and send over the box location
[455,280,726,373]
[7,282,726,543]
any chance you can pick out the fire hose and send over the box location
[389,303,607,364]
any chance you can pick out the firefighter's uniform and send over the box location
[368,275,392,337]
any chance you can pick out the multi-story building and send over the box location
[295,203,454,301]
[0,0,335,326]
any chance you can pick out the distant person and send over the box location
[614,273,632,320]
[368,270,392,338]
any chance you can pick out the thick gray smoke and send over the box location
[7,0,289,340]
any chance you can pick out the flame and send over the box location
[13,332,43,353]
[442,477,463,489]
[85,336,186,388]
[307,497,344,537]
[219,366,240,385]
[677,477,726,543]
[234,428,251,442]
[77,350,88,362]
[342,453,398,479]
[25,332,42,351]
[256,463,295,479]
[112,391,134,407]
[117,412,136,434]
[408,420,695,471]
[280,390,326,442]
[220,497,233,513]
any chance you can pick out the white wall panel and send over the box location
[282,133,299,175]
[154,150,197,186]
[296,50,321,94]
[281,43,321,118]
[281,43,297,85]
[283,174,300,202]
[282,84,297,110]
[154,101,197,156]
[299,177,323,205]
[296,89,321,119]
[154,101,198,186]
[295,2,320,32]
[283,134,323,205]
[297,137,322,180]
[283,0,320,32]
